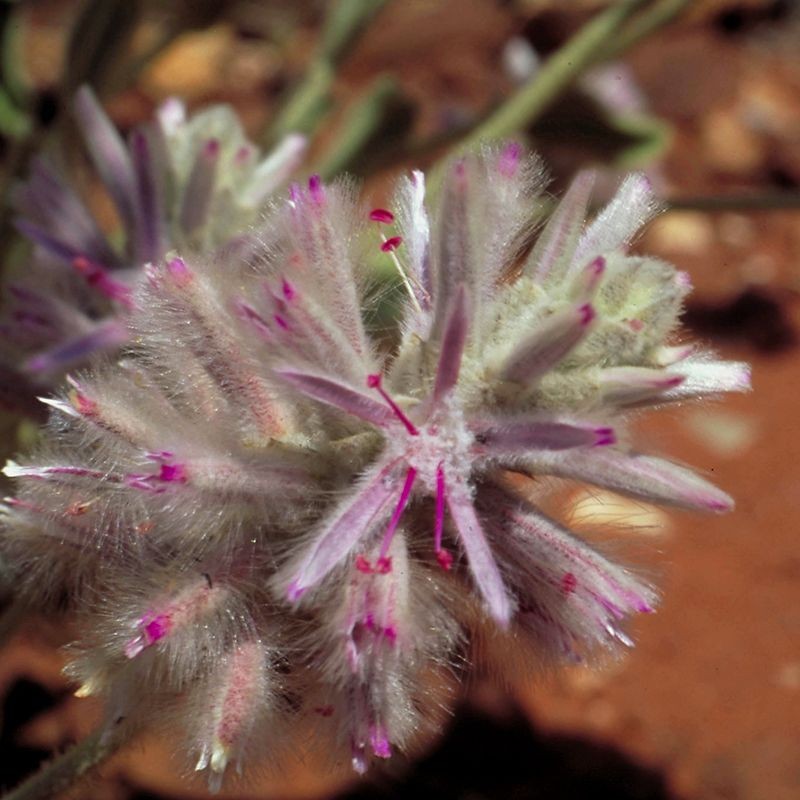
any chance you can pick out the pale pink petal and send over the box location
[73,87,138,237]
[394,169,432,312]
[445,475,512,626]
[474,417,614,452]
[276,368,394,428]
[243,133,308,205]
[499,303,594,384]
[287,459,401,600]
[527,170,594,284]
[574,172,657,267]
[661,360,751,400]
[526,448,734,512]
[432,284,470,402]
[598,366,684,406]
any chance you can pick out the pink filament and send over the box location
[378,466,417,562]
[380,236,403,253]
[366,374,419,435]
[433,462,452,569]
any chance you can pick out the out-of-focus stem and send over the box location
[266,0,390,145]
[2,727,125,800]
[458,0,649,149]
[313,74,398,179]
[599,0,694,61]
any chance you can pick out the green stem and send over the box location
[2,727,125,800]
[313,74,399,179]
[265,0,390,145]
[458,0,650,149]
[599,0,694,62]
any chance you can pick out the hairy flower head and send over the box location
[0,145,749,786]
[1,87,305,383]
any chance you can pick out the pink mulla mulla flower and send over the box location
[0,146,749,787]
[0,86,305,391]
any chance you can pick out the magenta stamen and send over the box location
[366,374,419,435]
[589,256,606,279]
[374,557,392,574]
[159,463,187,483]
[434,462,448,566]
[561,572,578,595]
[282,278,296,301]
[380,236,403,253]
[355,554,374,574]
[579,303,595,326]
[167,256,192,286]
[274,314,289,331]
[499,141,522,177]
[67,384,97,416]
[369,725,392,759]
[72,257,132,308]
[308,174,324,204]
[383,625,397,643]
[378,466,417,562]
[369,208,395,224]
[143,614,171,643]
[594,427,616,447]
[203,138,221,157]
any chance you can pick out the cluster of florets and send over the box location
[1,87,305,384]
[0,145,749,789]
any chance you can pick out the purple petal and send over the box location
[598,366,684,406]
[13,159,119,267]
[499,303,594,384]
[573,172,657,267]
[445,475,512,626]
[130,127,165,263]
[180,138,220,235]
[287,459,401,600]
[23,321,129,375]
[660,360,751,401]
[432,159,471,330]
[433,283,470,402]
[498,499,656,615]
[475,417,614,452]
[242,133,307,205]
[12,218,83,263]
[526,448,734,512]
[527,170,594,284]
[73,86,138,237]
[275,368,395,428]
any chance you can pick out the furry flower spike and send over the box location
[1,145,749,787]
[2,86,305,382]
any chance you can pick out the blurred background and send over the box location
[0,0,797,798]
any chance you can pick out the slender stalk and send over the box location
[313,74,399,179]
[458,0,650,149]
[2,727,126,800]
[265,0,390,145]
[599,0,694,62]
